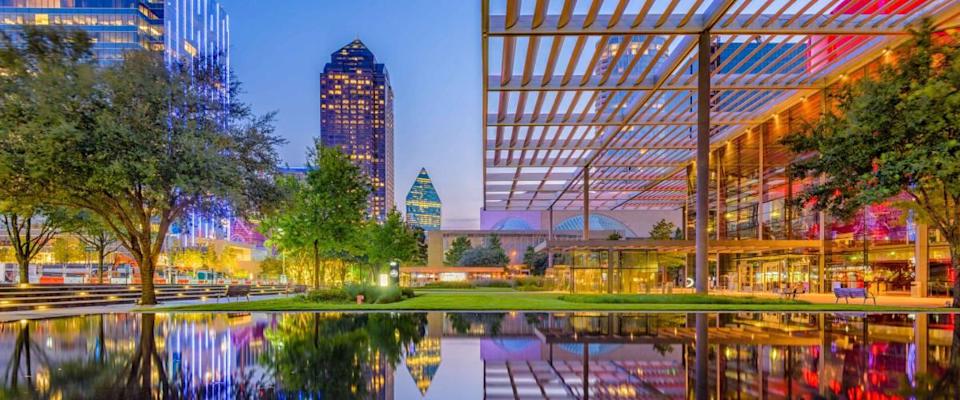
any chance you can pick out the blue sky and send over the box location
[221,0,483,228]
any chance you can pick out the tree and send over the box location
[649,219,677,240]
[0,207,71,284]
[51,237,81,265]
[782,24,960,307]
[262,144,369,289]
[71,212,119,284]
[0,28,282,304]
[443,236,472,266]
[258,257,284,280]
[607,232,623,240]
[459,234,510,267]
[410,225,428,265]
[522,245,548,275]
[364,209,419,280]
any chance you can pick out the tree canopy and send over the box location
[443,236,472,266]
[0,27,283,302]
[459,234,510,267]
[783,24,960,306]
[648,219,678,240]
[261,144,369,288]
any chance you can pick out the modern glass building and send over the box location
[320,39,395,222]
[405,167,441,231]
[0,0,228,67]
[482,0,959,298]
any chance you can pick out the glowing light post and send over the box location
[380,261,400,287]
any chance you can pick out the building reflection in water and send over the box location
[0,311,955,399]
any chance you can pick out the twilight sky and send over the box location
[221,0,483,229]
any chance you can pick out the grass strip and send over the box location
[559,294,806,305]
[151,292,932,313]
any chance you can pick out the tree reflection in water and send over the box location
[0,311,956,399]
[262,312,425,398]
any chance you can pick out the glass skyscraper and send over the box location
[0,0,228,67]
[320,39,395,221]
[405,168,441,231]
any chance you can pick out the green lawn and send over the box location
[153,291,927,312]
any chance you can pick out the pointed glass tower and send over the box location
[405,168,441,231]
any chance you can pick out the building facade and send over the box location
[320,39,394,221]
[0,0,228,67]
[405,168,441,231]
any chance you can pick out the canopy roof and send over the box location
[482,0,960,211]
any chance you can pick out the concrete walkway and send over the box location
[0,294,288,322]
[714,289,952,308]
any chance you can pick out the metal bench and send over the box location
[833,287,876,305]
[218,285,251,302]
[777,286,803,300]
[286,284,308,296]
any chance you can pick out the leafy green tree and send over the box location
[649,219,677,240]
[459,234,510,267]
[783,24,960,307]
[443,236,472,266]
[0,28,282,304]
[410,225,428,265]
[522,245,548,275]
[262,144,369,289]
[258,256,284,280]
[71,212,119,284]
[0,207,76,284]
[607,232,623,240]
[364,209,419,279]
[51,237,81,265]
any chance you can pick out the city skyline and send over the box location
[221,0,482,228]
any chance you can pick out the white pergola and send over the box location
[482,0,960,293]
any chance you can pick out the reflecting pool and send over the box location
[0,312,957,399]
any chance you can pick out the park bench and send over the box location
[286,284,308,296]
[776,286,804,300]
[833,287,876,305]
[217,285,251,303]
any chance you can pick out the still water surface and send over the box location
[0,312,957,399]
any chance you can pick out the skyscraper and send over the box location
[320,39,394,221]
[405,168,441,231]
[0,0,229,66]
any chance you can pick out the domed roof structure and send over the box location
[554,214,636,237]
[491,217,535,231]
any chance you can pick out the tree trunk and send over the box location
[951,242,960,308]
[139,256,157,305]
[18,258,29,285]
[312,240,320,290]
[97,248,105,285]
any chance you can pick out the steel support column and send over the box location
[583,165,590,240]
[914,223,929,297]
[695,30,711,295]
[757,128,764,240]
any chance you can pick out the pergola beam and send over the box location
[489,13,922,36]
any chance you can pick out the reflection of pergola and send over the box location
[482,0,960,292]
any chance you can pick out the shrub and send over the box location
[302,288,350,303]
[421,281,475,289]
[343,283,368,299]
[515,276,551,291]
[375,286,403,304]
[474,279,514,288]
[401,287,416,298]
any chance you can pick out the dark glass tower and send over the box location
[320,39,394,221]
[405,168,441,231]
